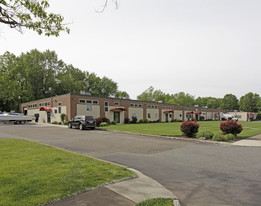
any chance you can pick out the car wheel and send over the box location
[79,124,83,130]
[68,123,72,129]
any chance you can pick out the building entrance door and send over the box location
[165,113,169,122]
[47,111,51,123]
[114,112,120,123]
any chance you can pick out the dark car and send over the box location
[68,115,96,130]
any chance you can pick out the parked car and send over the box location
[68,115,96,130]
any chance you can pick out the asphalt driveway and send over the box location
[0,124,261,206]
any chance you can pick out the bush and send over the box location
[124,118,130,124]
[212,132,235,141]
[58,122,62,125]
[138,119,144,123]
[220,120,243,136]
[60,113,66,123]
[180,121,199,137]
[196,131,214,139]
[63,121,68,125]
[131,116,138,124]
[52,121,58,124]
[96,117,110,127]
[100,122,108,127]
[111,121,117,125]
[144,119,150,123]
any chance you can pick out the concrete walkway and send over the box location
[47,168,180,206]
[232,134,261,147]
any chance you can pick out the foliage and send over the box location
[212,132,235,141]
[0,139,135,206]
[0,0,69,36]
[135,198,173,206]
[52,121,58,124]
[220,94,239,110]
[0,50,120,111]
[63,121,68,125]
[105,121,261,138]
[239,92,260,112]
[144,119,150,123]
[60,113,66,123]
[196,131,214,139]
[131,116,138,123]
[138,119,144,123]
[100,122,108,127]
[124,118,130,124]
[111,121,117,125]
[180,121,200,137]
[115,91,130,99]
[96,117,110,127]
[220,120,243,136]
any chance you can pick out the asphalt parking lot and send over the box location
[1,123,261,206]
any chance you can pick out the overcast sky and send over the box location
[1,0,261,100]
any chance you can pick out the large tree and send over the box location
[220,94,239,111]
[239,92,260,112]
[0,49,120,111]
[0,0,69,36]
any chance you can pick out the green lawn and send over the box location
[135,198,173,206]
[105,121,261,138]
[0,139,136,206]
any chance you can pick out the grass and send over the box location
[135,198,173,206]
[0,139,136,206]
[104,121,261,138]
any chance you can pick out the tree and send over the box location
[137,86,167,102]
[115,91,130,99]
[239,92,260,112]
[0,0,69,36]
[97,0,119,13]
[172,92,195,106]
[221,94,239,111]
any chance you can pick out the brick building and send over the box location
[19,93,229,124]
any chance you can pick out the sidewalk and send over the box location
[47,168,180,206]
[232,134,261,147]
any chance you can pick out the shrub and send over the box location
[96,117,110,127]
[100,122,108,127]
[212,132,235,141]
[52,121,58,124]
[111,121,117,125]
[124,118,130,124]
[180,121,199,137]
[58,122,62,125]
[60,113,66,123]
[196,131,214,139]
[138,119,144,123]
[131,116,138,124]
[144,119,150,123]
[220,120,243,136]
[63,121,68,125]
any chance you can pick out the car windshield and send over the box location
[85,116,94,121]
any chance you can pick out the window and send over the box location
[87,103,92,111]
[79,99,86,103]
[139,104,142,107]
[86,100,92,104]
[132,113,137,117]
[148,113,151,118]
[130,103,134,107]
[58,103,62,113]
[105,102,109,112]
[54,108,57,114]
[93,100,99,104]
[114,102,119,106]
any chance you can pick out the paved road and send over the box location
[1,124,261,206]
